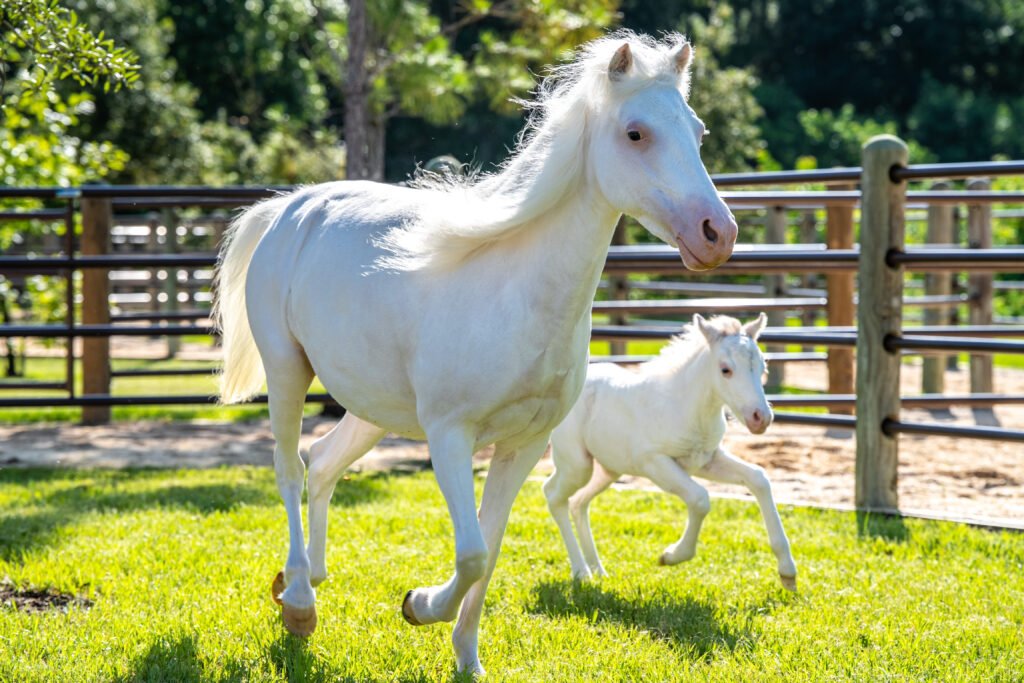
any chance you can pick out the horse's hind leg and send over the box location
[264,349,317,636]
[306,414,386,586]
[569,459,617,577]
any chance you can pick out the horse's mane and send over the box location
[640,316,744,377]
[375,30,692,271]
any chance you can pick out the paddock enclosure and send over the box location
[0,136,1022,524]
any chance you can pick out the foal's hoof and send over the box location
[271,571,285,606]
[282,603,318,637]
[779,573,798,592]
[401,589,422,626]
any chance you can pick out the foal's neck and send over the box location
[663,346,726,424]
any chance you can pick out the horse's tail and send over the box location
[214,195,288,404]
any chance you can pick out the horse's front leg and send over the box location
[453,435,548,676]
[402,427,487,628]
[696,447,797,590]
[641,454,711,566]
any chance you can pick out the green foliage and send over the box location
[0,0,138,96]
[798,104,934,168]
[0,468,1021,680]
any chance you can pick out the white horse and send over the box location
[215,32,737,675]
[544,314,797,590]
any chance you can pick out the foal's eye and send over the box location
[721,367,732,378]
[627,130,643,142]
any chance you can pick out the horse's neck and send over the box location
[497,181,621,329]
[657,348,724,424]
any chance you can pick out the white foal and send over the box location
[544,314,797,590]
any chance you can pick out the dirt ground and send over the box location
[0,359,1020,528]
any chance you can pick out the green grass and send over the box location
[1,467,1020,681]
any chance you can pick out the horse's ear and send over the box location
[673,41,693,74]
[743,312,767,340]
[694,314,721,344]
[608,43,633,81]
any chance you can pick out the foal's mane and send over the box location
[641,316,744,377]
[375,30,692,271]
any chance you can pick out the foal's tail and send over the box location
[214,195,288,404]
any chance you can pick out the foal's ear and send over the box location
[694,314,721,344]
[608,43,633,81]
[673,41,693,74]
[743,312,768,340]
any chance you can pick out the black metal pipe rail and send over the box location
[772,412,857,429]
[884,334,1024,354]
[591,325,858,346]
[767,393,1024,408]
[720,190,1024,207]
[891,160,1024,182]
[110,368,214,378]
[592,296,827,314]
[593,351,826,365]
[0,209,66,222]
[882,417,1024,443]
[0,380,69,391]
[887,248,1024,270]
[0,324,213,338]
[0,392,332,408]
[110,311,210,322]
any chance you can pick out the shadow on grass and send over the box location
[0,468,390,561]
[116,633,210,683]
[268,632,434,683]
[526,579,754,657]
[856,510,910,542]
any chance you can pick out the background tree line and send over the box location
[3,0,1024,185]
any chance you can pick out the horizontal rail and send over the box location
[767,393,1024,408]
[110,368,214,378]
[592,297,827,314]
[885,334,1024,354]
[110,311,210,322]
[593,351,826,365]
[892,160,1024,182]
[0,380,69,391]
[887,249,1024,271]
[0,392,332,408]
[591,325,858,346]
[882,417,1024,443]
[772,412,857,429]
[0,324,213,338]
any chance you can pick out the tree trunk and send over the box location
[344,0,374,180]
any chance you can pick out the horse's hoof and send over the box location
[780,573,797,592]
[401,589,422,626]
[271,571,285,606]
[282,603,318,637]
[658,552,670,566]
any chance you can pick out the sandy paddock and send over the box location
[0,360,1020,528]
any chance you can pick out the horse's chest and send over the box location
[665,426,724,472]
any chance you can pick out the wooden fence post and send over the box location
[855,135,908,511]
[764,205,786,393]
[922,181,953,395]
[798,210,818,333]
[162,209,180,358]
[967,178,997,425]
[826,184,855,412]
[608,216,630,357]
[81,196,112,424]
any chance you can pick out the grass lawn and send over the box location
[1,467,1021,681]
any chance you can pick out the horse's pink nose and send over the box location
[747,408,771,434]
[695,212,737,267]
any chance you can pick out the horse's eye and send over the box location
[721,367,732,378]
[627,130,643,142]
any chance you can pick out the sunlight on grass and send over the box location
[0,468,1020,681]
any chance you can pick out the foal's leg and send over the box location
[265,356,317,636]
[306,413,386,587]
[641,454,711,566]
[569,461,617,577]
[696,448,797,590]
[543,441,595,580]
[453,435,548,676]
[402,427,486,628]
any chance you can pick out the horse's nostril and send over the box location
[702,219,718,244]
[752,410,762,423]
